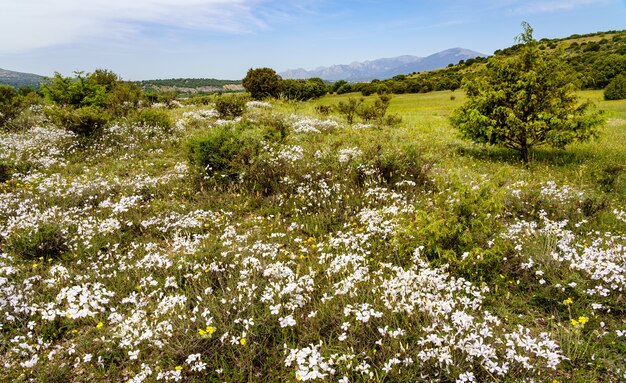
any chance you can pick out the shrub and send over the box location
[594,163,624,192]
[157,91,178,107]
[604,74,626,100]
[335,97,363,125]
[45,105,111,137]
[367,144,431,186]
[315,105,331,116]
[184,94,213,106]
[254,113,289,143]
[106,82,143,117]
[132,108,173,131]
[0,161,12,183]
[355,94,393,126]
[215,94,248,119]
[41,71,108,108]
[187,125,262,176]
[384,113,403,127]
[0,85,23,128]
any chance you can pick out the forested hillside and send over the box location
[342,30,626,96]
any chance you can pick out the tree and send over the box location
[40,69,144,137]
[281,78,327,101]
[451,22,604,163]
[242,68,283,100]
[0,85,23,128]
[604,73,626,100]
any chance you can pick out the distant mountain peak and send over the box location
[279,48,485,81]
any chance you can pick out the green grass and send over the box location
[1,90,625,382]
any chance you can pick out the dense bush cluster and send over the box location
[604,74,626,100]
[40,70,144,137]
[242,68,332,102]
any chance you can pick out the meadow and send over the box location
[1,90,625,382]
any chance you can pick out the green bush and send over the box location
[184,94,213,106]
[0,85,23,128]
[215,94,248,119]
[106,82,143,117]
[0,161,12,183]
[45,105,111,137]
[604,74,626,100]
[255,113,289,142]
[366,144,432,186]
[132,108,173,131]
[187,125,262,176]
[594,163,624,192]
[41,71,108,107]
[356,94,392,126]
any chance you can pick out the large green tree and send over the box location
[242,67,283,100]
[451,23,604,163]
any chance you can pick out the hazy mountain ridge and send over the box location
[280,48,486,81]
[0,68,46,88]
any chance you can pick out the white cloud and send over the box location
[0,0,271,53]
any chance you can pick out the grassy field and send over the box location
[1,90,625,382]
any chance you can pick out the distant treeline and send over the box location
[137,78,241,88]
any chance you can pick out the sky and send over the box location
[0,0,624,80]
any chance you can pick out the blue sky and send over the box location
[1,0,624,80]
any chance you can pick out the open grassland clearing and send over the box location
[1,90,625,382]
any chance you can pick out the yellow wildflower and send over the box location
[175,365,183,371]
[239,337,247,346]
[563,297,573,305]
[96,322,104,329]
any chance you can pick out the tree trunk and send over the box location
[520,144,529,164]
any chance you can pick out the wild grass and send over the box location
[0,90,625,382]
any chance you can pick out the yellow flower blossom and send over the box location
[563,297,573,305]
[96,322,104,329]
[198,325,216,337]
[239,337,247,346]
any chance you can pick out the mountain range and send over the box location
[279,48,485,82]
[0,47,485,88]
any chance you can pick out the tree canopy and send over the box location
[450,22,604,163]
[242,68,283,100]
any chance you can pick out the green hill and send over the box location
[0,68,46,88]
[346,29,626,95]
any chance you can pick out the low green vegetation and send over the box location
[1,83,625,381]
